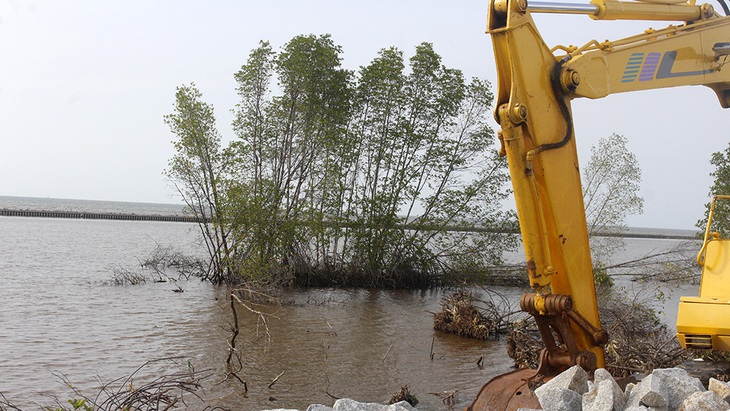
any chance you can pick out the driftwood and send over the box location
[0,393,21,411]
[267,371,285,389]
[221,292,248,393]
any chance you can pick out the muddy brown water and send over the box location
[202,287,521,410]
[0,204,698,410]
[0,216,520,410]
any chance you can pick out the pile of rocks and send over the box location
[531,365,730,411]
[262,398,417,411]
[261,366,730,411]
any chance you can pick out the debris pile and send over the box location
[433,290,498,340]
[507,290,691,376]
[388,384,418,407]
[506,318,542,369]
[599,291,689,378]
[528,365,730,411]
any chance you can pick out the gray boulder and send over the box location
[536,387,583,411]
[625,382,636,399]
[679,391,730,411]
[653,368,705,410]
[332,399,417,411]
[536,365,590,396]
[260,399,417,411]
[583,369,627,411]
[625,368,707,411]
[709,378,730,404]
[534,365,589,411]
[533,365,589,411]
[626,374,668,409]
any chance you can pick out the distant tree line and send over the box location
[165,34,517,287]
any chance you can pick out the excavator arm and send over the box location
[561,5,730,106]
[469,0,730,409]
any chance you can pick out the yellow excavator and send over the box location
[677,195,730,351]
[467,0,730,408]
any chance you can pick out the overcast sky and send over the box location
[0,1,727,229]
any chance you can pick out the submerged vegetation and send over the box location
[0,358,211,411]
[108,245,206,289]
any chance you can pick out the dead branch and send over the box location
[226,294,240,372]
[229,290,279,344]
[382,344,394,364]
[442,390,459,410]
[267,371,285,389]
[0,393,21,411]
[219,292,248,393]
[602,241,701,284]
[40,358,213,411]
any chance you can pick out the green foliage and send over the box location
[697,142,730,237]
[229,35,354,284]
[167,35,516,287]
[336,44,515,286]
[592,261,614,289]
[582,133,644,279]
[583,133,643,236]
[48,398,93,411]
[164,84,237,284]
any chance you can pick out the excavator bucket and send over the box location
[677,196,730,351]
[466,368,541,411]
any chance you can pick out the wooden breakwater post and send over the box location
[0,208,201,223]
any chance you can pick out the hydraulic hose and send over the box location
[518,55,575,290]
[525,55,574,167]
[717,0,730,16]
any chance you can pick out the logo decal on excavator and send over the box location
[621,51,712,82]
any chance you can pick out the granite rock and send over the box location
[583,369,627,411]
[679,391,730,411]
[709,378,730,404]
